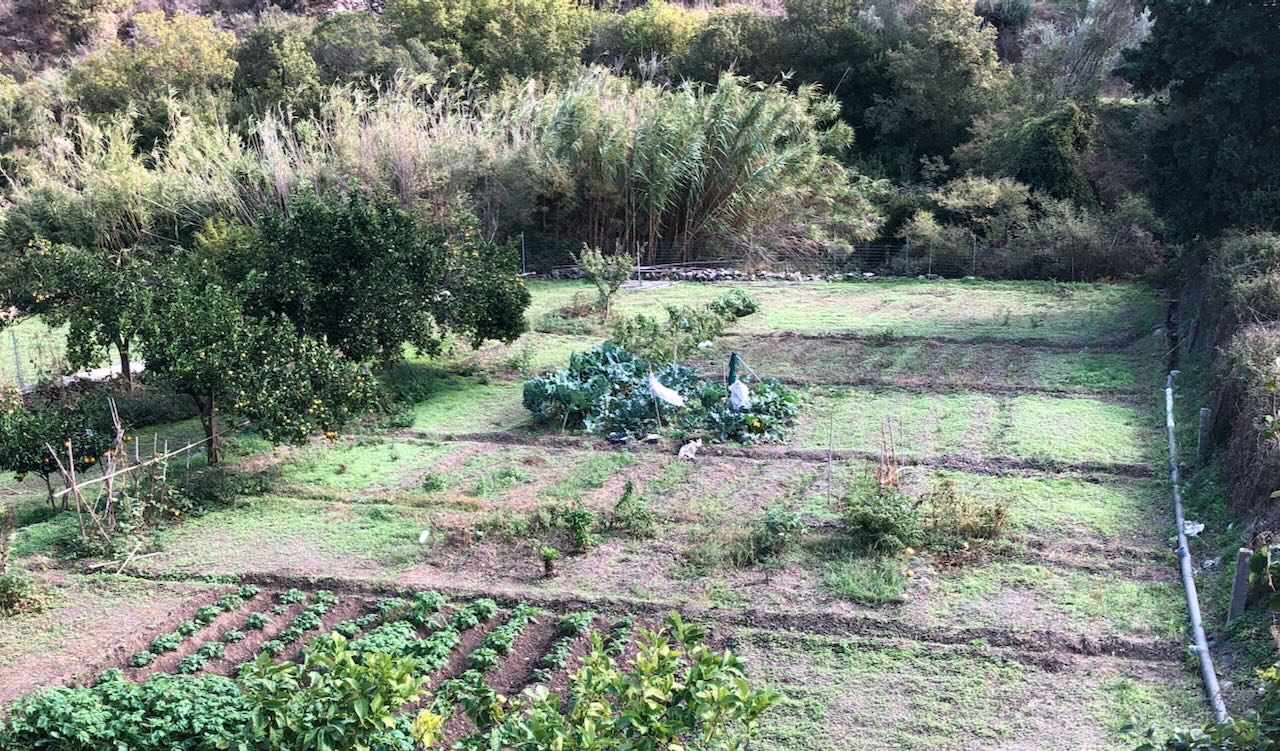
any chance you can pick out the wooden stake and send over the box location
[1227,547,1254,625]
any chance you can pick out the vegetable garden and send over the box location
[0,278,1248,749]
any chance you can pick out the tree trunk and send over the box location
[116,339,135,391]
[191,391,220,465]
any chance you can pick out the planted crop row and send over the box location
[257,590,338,659]
[433,603,542,730]
[129,585,261,669]
[530,611,595,683]
[350,597,497,679]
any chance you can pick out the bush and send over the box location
[841,477,920,555]
[726,507,806,567]
[611,291,759,363]
[558,502,599,553]
[1137,662,1280,749]
[918,477,1008,556]
[0,567,49,617]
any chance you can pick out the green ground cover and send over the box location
[526,279,1163,344]
[737,629,1204,751]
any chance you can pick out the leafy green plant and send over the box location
[727,507,807,567]
[0,567,50,617]
[129,650,156,668]
[194,605,221,625]
[223,630,247,644]
[523,341,797,443]
[198,642,226,660]
[176,620,201,637]
[278,588,306,605]
[558,502,600,553]
[540,545,561,578]
[238,585,261,599]
[841,476,921,555]
[1136,662,1280,749]
[460,612,779,749]
[177,653,207,674]
[150,633,181,654]
[245,612,269,630]
[420,472,448,492]
[240,632,433,751]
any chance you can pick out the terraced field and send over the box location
[2,279,1213,749]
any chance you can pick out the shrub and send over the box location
[612,479,656,539]
[841,477,920,554]
[726,507,806,567]
[0,567,49,617]
[611,291,758,363]
[919,477,1008,555]
[558,502,599,553]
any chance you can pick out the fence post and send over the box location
[10,331,24,392]
[1227,547,1254,625]
[1197,408,1213,463]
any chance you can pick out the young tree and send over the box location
[574,244,632,319]
[232,12,323,121]
[142,277,375,464]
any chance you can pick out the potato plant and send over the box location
[530,611,595,683]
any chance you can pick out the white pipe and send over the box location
[1165,372,1228,723]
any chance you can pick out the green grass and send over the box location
[278,439,455,493]
[153,496,428,574]
[470,464,535,497]
[539,450,636,501]
[791,387,999,457]
[1003,394,1157,464]
[525,279,1162,343]
[408,377,528,433]
[927,561,1186,638]
[693,337,1160,393]
[821,556,908,604]
[908,471,1169,541]
[1090,675,1209,744]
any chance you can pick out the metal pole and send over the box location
[11,331,24,392]
[1165,373,1228,723]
